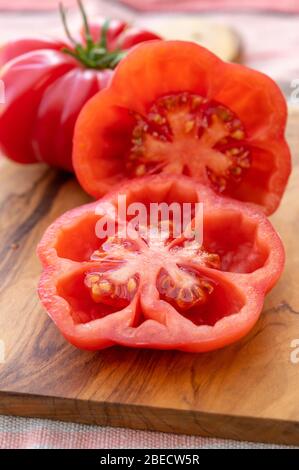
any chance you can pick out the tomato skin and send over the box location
[0,50,77,165]
[116,28,162,49]
[73,40,291,214]
[86,19,128,49]
[85,19,161,50]
[32,68,102,171]
[0,22,161,171]
[0,37,66,65]
[37,175,285,352]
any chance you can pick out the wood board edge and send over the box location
[0,391,298,446]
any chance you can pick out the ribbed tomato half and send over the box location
[37,175,284,352]
[73,40,291,215]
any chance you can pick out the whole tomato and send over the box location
[0,1,160,171]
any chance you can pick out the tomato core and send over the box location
[83,221,221,316]
[126,93,251,193]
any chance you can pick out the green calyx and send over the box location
[59,0,126,70]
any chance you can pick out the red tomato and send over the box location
[73,40,291,214]
[86,19,162,50]
[0,37,66,65]
[37,175,284,352]
[86,18,127,48]
[0,9,161,171]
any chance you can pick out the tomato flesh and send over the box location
[83,223,221,316]
[157,267,215,312]
[85,236,139,309]
[127,92,251,194]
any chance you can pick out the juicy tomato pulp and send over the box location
[127,92,250,194]
[84,223,220,319]
[37,176,285,352]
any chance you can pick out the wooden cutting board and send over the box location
[0,108,299,446]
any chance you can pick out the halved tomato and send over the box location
[37,175,284,352]
[73,40,291,215]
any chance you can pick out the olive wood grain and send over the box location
[0,108,298,445]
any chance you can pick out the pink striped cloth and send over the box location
[1,0,299,12]
[117,0,299,13]
[0,0,75,10]
[209,13,299,84]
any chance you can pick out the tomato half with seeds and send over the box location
[37,175,284,352]
[73,40,291,214]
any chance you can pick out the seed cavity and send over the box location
[158,268,215,311]
[85,271,138,306]
[127,277,137,293]
[231,129,245,140]
[84,224,222,319]
[135,164,146,176]
[127,92,251,191]
[185,120,195,133]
